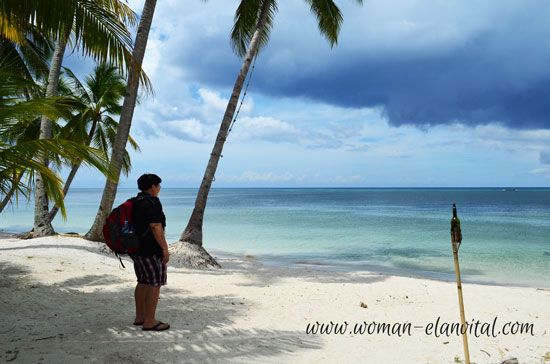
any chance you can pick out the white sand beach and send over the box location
[0,235,549,364]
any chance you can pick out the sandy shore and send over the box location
[0,236,548,363]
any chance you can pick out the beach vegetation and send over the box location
[0,12,53,86]
[0,67,113,217]
[0,0,149,236]
[48,63,139,222]
[31,0,135,237]
[0,1,142,226]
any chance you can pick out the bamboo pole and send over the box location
[451,203,470,364]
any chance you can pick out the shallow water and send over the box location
[2,188,549,287]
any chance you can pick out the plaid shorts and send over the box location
[130,255,167,286]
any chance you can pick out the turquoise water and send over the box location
[1,188,549,287]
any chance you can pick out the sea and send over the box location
[1,188,549,288]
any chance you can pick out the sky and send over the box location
[65,0,550,188]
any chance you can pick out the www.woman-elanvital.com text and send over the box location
[305,316,534,337]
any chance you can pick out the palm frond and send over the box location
[19,36,52,79]
[121,149,131,175]
[72,0,133,69]
[98,0,137,26]
[0,117,40,144]
[126,131,140,152]
[0,139,115,217]
[0,12,26,44]
[72,0,153,94]
[0,0,152,94]
[231,0,278,58]
[58,113,88,142]
[0,96,78,126]
[97,125,111,160]
[62,67,91,103]
[0,38,35,82]
[304,0,343,47]
[0,0,77,41]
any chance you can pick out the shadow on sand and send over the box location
[169,256,389,288]
[0,260,322,363]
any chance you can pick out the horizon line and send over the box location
[66,186,550,189]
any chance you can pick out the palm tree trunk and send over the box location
[48,162,81,222]
[170,0,272,269]
[0,172,23,214]
[85,0,157,242]
[49,119,99,222]
[33,27,70,237]
[0,186,16,213]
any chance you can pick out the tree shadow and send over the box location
[0,242,106,255]
[60,274,127,288]
[170,257,389,287]
[0,261,322,363]
[152,247,479,288]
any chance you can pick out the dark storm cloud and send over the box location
[256,49,550,129]
[153,0,550,129]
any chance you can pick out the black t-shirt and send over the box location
[132,192,166,256]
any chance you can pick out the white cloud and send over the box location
[232,116,301,142]
[162,118,212,143]
[197,88,228,113]
[530,167,550,177]
[195,88,254,123]
[135,87,299,144]
[141,37,162,79]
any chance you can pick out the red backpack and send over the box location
[102,196,149,265]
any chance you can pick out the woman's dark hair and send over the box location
[137,173,162,191]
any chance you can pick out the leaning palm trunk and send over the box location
[0,186,16,213]
[0,172,23,213]
[49,119,99,222]
[170,0,272,269]
[32,28,70,237]
[48,161,80,221]
[85,0,157,242]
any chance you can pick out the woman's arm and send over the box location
[149,222,169,264]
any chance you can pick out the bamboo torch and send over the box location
[451,203,471,364]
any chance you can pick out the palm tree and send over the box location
[48,64,139,222]
[20,0,139,236]
[0,69,113,216]
[170,0,362,268]
[0,27,53,210]
[0,19,52,86]
[85,0,158,242]
[0,104,43,213]
[0,77,66,213]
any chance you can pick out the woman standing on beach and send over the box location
[130,173,170,331]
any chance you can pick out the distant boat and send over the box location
[502,188,517,192]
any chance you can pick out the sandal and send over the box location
[142,322,170,331]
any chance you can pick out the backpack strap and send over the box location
[116,253,126,269]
